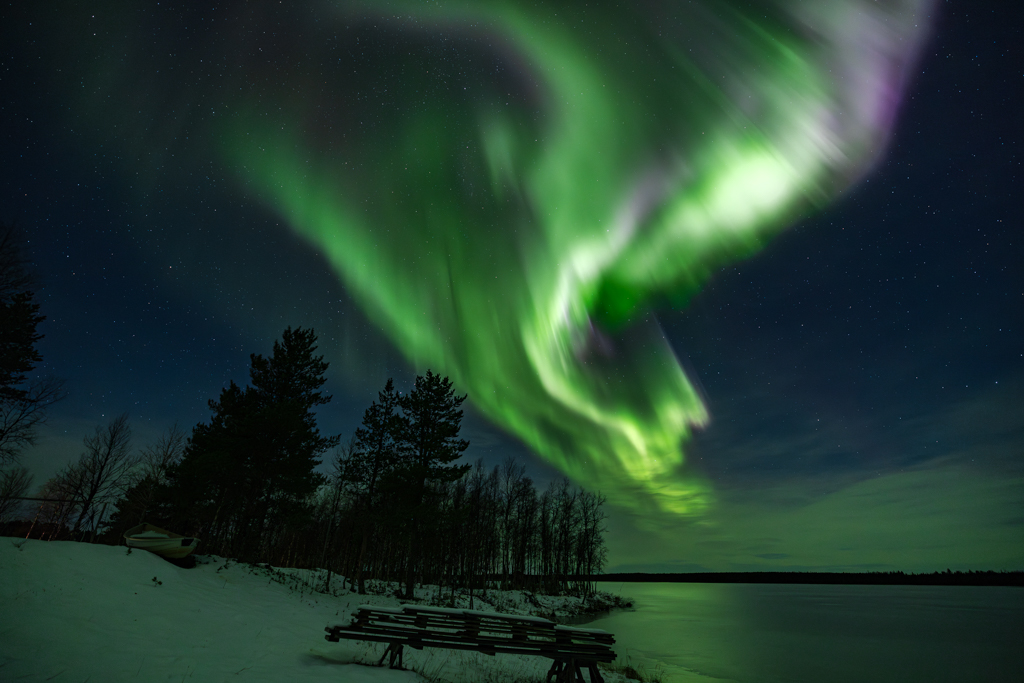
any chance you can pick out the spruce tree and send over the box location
[0,224,64,470]
[397,370,470,597]
[0,290,43,403]
[351,378,403,593]
[247,327,337,504]
[161,327,338,561]
[400,370,470,483]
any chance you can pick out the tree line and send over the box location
[595,570,1024,587]
[0,223,65,523]
[7,319,607,598]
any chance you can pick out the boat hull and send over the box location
[124,523,199,559]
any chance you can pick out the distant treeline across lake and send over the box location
[586,570,1024,587]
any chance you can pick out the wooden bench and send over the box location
[325,604,616,682]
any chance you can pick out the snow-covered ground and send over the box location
[0,539,636,682]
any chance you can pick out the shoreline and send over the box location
[590,571,1024,587]
[225,557,637,623]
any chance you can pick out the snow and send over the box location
[0,539,633,682]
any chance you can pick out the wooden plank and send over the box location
[388,607,558,632]
[335,623,612,650]
[335,625,612,651]
[403,606,556,624]
[356,617,566,641]
[327,630,613,659]
[359,611,584,636]
[326,631,616,662]
[326,605,617,668]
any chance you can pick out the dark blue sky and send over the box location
[2,0,1020,571]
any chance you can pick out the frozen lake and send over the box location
[585,582,1024,683]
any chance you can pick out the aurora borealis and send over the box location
[227,0,932,514]
[65,0,938,515]
[3,0,1022,570]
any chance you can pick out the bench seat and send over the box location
[326,604,615,682]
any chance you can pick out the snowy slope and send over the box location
[0,539,630,683]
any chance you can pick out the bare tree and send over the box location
[139,422,186,483]
[320,438,357,592]
[99,423,187,537]
[30,473,83,539]
[64,413,138,535]
[0,376,66,467]
[575,489,607,596]
[0,465,32,522]
[497,455,527,589]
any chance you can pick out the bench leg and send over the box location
[376,643,391,667]
[377,642,405,669]
[547,659,587,683]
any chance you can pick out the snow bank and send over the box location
[0,539,634,683]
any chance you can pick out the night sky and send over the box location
[2,0,1020,572]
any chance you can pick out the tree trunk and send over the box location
[403,533,416,600]
[89,502,109,543]
[355,526,371,595]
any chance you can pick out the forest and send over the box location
[2,320,608,600]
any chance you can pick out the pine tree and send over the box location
[162,380,254,542]
[397,370,470,597]
[0,224,64,470]
[247,327,337,505]
[350,378,403,593]
[160,327,338,561]
[0,290,43,403]
[400,370,470,483]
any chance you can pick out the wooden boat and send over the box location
[124,523,199,559]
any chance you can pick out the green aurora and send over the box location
[47,0,933,515]
[219,0,932,515]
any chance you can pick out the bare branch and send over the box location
[0,376,67,467]
[139,422,186,483]
[0,466,33,522]
[66,413,138,534]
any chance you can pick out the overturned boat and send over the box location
[124,523,199,559]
